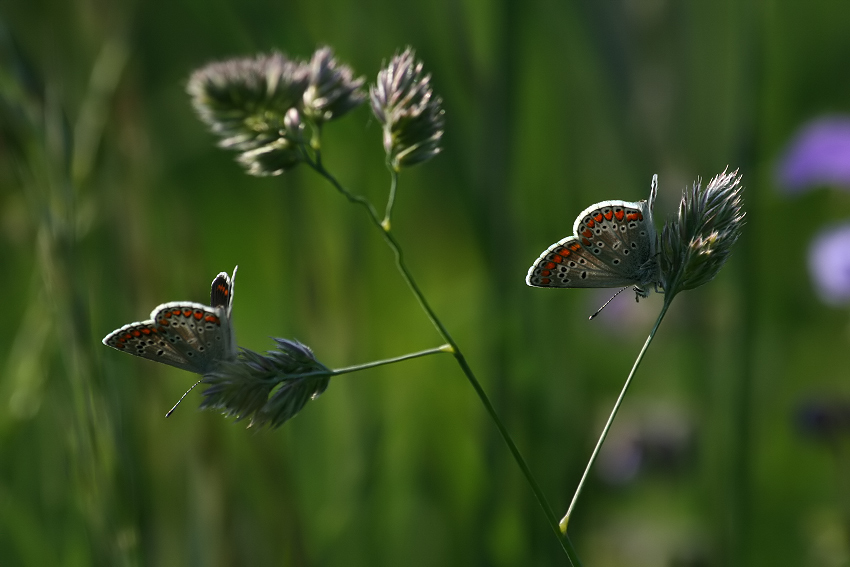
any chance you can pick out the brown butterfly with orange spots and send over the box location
[102,267,238,374]
[526,176,660,304]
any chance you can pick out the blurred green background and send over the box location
[2,0,850,565]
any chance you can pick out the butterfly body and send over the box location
[526,177,660,297]
[103,267,238,375]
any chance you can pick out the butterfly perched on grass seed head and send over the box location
[526,176,660,302]
[102,267,238,374]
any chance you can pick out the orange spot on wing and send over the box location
[141,328,151,335]
[570,243,582,251]
[594,213,603,222]
[551,255,563,263]
[172,309,181,316]
[626,212,638,221]
[115,343,125,349]
[604,210,613,221]
[614,210,624,221]
[586,219,595,228]
[540,278,551,285]
[182,309,192,317]
[541,270,551,277]
[193,310,204,320]
[582,238,591,246]
[545,262,556,270]
[582,229,592,238]
[559,248,571,256]
[205,314,220,324]
[131,330,141,337]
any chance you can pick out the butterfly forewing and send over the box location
[103,320,198,372]
[573,200,654,273]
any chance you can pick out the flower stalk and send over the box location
[305,159,580,563]
[561,300,670,532]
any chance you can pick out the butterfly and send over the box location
[102,267,238,374]
[526,175,660,304]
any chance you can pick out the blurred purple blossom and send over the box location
[808,223,850,305]
[777,116,850,192]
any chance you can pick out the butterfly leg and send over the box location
[632,286,650,301]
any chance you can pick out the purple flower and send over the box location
[808,223,850,305]
[777,116,850,192]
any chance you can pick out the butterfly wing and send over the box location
[527,187,658,289]
[103,318,197,372]
[526,234,649,288]
[209,266,238,358]
[103,301,233,374]
[210,266,237,317]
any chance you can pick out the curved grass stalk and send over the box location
[291,344,454,381]
[304,154,581,564]
[560,299,671,533]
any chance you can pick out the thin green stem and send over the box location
[329,344,452,376]
[270,345,453,382]
[305,157,581,564]
[306,159,451,344]
[382,165,398,230]
[559,297,672,534]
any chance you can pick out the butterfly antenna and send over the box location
[165,378,204,418]
[589,287,629,320]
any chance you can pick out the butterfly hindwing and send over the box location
[526,235,646,288]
